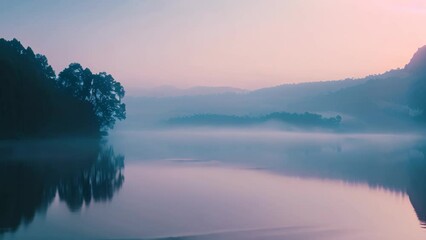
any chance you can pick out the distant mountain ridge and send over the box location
[127,85,247,97]
[405,45,426,73]
[122,45,426,131]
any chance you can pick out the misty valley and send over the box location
[2,16,426,240]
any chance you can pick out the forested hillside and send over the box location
[0,39,126,139]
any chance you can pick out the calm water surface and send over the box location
[1,129,426,239]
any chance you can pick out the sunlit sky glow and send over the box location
[1,0,426,89]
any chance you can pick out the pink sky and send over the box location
[2,0,426,89]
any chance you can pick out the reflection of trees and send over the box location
[407,149,426,227]
[0,140,124,234]
[270,143,426,228]
[57,147,124,211]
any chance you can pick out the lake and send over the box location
[1,129,426,239]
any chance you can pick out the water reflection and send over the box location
[2,131,426,238]
[0,139,124,234]
[408,153,426,227]
[273,144,426,227]
[111,130,426,228]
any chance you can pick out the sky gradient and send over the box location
[1,0,426,89]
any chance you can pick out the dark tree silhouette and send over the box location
[168,112,342,128]
[0,38,126,138]
[58,64,126,132]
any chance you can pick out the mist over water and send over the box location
[2,128,425,239]
[2,1,426,238]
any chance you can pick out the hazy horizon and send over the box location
[3,1,426,238]
[2,0,426,90]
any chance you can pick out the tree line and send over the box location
[168,112,342,128]
[0,38,126,139]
